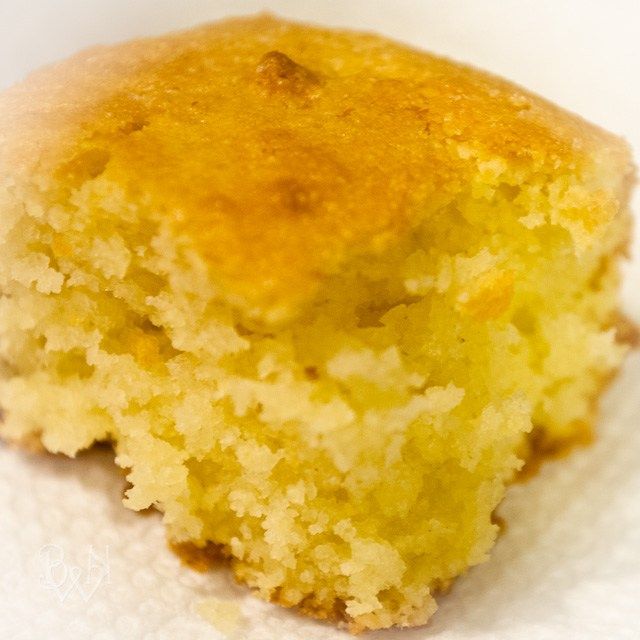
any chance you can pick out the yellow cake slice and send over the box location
[0,14,634,632]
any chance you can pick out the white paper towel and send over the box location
[1,2,639,639]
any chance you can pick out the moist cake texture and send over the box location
[0,15,634,632]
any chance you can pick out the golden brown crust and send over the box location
[0,430,47,454]
[170,540,230,573]
[170,539,366,632]
[0,14,632,321]
[517,421,594,481]
[616,314,640,348]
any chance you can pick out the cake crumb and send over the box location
[195,597,244,638]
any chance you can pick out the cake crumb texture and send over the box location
[0,14,634,632]
[195,597,244,638]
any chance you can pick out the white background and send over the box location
[0,2,639,639]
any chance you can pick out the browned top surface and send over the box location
[0,15,630,319]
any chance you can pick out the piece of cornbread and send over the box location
[0,15,634,632]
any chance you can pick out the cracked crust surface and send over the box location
[0,14,631,321]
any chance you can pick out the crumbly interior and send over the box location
[0,146,629,631]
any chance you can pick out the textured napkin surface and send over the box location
[1,2,639,639]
